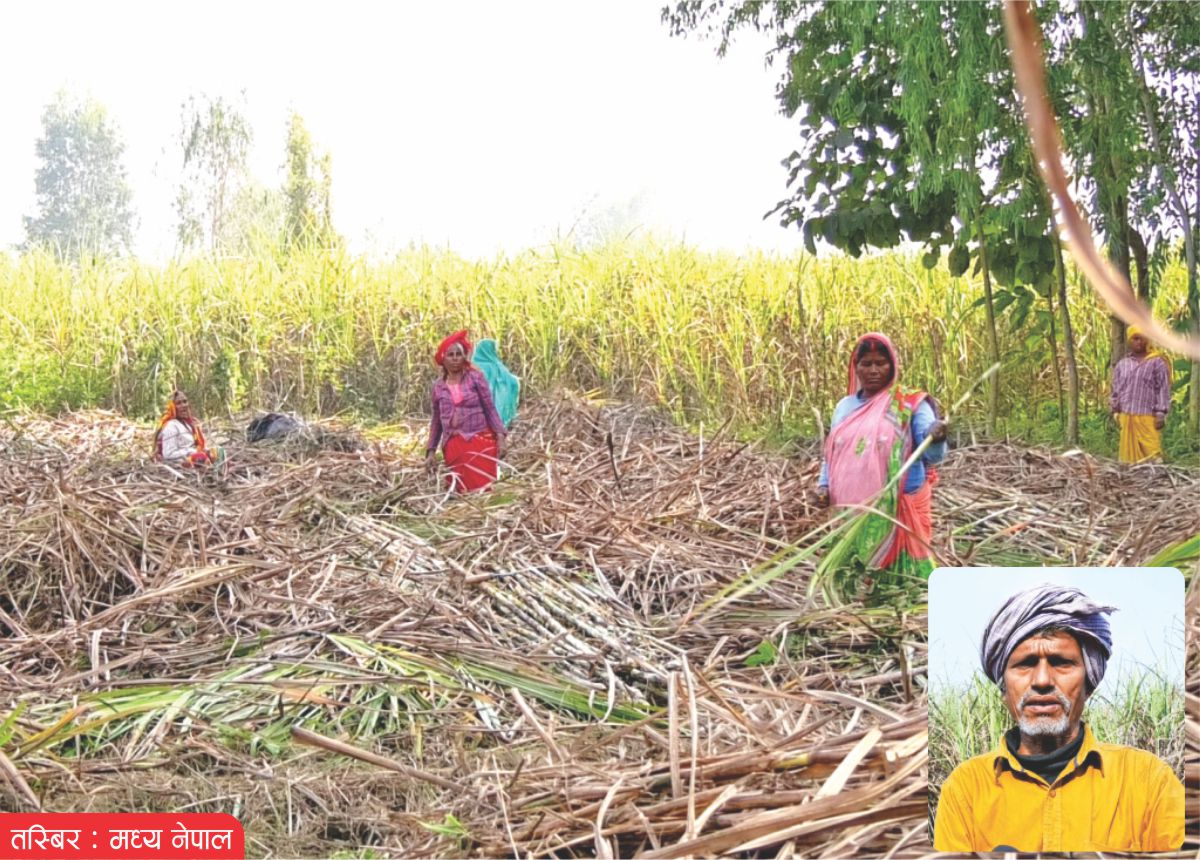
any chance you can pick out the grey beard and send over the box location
[1016,690,1072,738]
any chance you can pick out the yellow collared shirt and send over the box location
[934,724,1183,853]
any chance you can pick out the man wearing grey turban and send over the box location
[934,584,1182,853]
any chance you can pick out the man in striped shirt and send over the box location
[1110,325,1171,464]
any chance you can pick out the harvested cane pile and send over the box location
[0,394,1196,858]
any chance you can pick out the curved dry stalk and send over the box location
[1003,0,1200,359]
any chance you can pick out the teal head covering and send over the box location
[472,338,520,428]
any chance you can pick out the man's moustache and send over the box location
[1018,690,1071,711]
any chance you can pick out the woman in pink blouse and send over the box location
[424,330,508,492]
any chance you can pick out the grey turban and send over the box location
[980,584,1115,692]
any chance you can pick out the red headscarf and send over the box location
[435,330,473,366]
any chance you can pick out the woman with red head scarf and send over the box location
[153,390,221,468]
[425,330,508,492]
[815,333,948,593]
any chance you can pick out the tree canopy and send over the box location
[23,92,135,260]
[283,112,339,252]
[174,93,253,255]
[665,0,1200,437]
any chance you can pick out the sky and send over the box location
[928,567,1185,698]
[0,0,808,261]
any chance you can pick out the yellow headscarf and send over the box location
[1128,325,1172,381]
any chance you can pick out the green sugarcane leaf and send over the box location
[0,704,26,748]
[745,640,779,667]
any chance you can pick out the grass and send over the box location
[0,242,1195,462]
[929,670,1186,816]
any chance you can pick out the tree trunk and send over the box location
[1129,227,1151,303]
[1053,232,1080,445]
[1082,4,1134,370]
[1188,262,1199,439]
[977,224,1001,436]
[1045,279,1065,431]
[1194,102,1199,439]
[1107,195,1134,368]
[1193,86,1200,439]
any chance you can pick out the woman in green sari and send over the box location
[815,333,948,597]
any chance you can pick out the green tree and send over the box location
[1042,0,1199,440]
[1120,0,1200,436]
[23,92,135,259]
[1052,227,1082,444]
[174,93,253,255]
[1050,1,1155,367]
[664,1,1068,437]
[283,112,339,251]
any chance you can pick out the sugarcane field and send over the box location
[0,393,1196,857]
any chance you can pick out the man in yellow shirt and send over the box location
[933,584,1183,853]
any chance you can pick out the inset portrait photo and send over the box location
[928,568,1185,853]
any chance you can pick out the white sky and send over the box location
[0,0,807,261]
[928,567,1185,698]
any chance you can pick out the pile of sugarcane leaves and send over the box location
[0,392,1197,858]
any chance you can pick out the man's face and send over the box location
[1002,631,1089,741]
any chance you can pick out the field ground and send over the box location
[1,393,1198,857]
